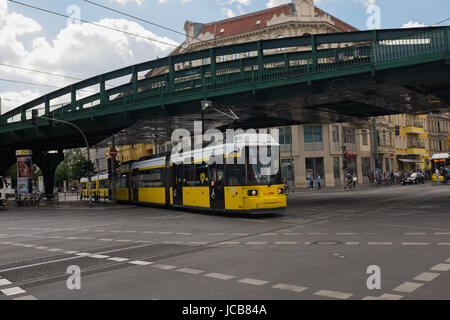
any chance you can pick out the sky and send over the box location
[0,0,449,114]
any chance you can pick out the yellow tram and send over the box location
[80,174,110,200]
[84,133,287,214]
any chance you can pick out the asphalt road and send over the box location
[0,183,449,300]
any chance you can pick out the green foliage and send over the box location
[54,149,85,187]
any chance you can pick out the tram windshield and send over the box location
[246,146,282,186]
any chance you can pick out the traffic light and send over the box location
[48,111,55,128]
[32,109,38,126]
[201,100,212,111]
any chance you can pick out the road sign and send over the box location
[109,148,118,158]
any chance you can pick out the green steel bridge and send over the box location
[0,26,449,191]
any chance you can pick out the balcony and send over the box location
[407,142,426,155]
[405,121,424,134]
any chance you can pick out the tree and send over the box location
[54,149,85,187]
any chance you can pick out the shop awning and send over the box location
[431,153,449,160]
[398,159,423,163]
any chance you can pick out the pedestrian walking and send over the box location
[317,175,321,190]
[309,175,314,190]
[436,168,440,185]
[352,175,357,188]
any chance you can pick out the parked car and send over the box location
[401,172,425,185]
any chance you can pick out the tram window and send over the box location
[139,169,164,187]
[99,180,109,189]
[227,165,243,186]
[119,175,128,188]
[183,165,197,186]
[217,168,224,182]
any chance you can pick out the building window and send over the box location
[279,127,292,152]
[306,157,325,183]
[202,57,210,65]
[304,126,322,143]
[361,130,368,146]
[343,127,356,144]
[332,125,339,143]
[333,157,340,180]
[362,157,372,177]
[385,157,390,172]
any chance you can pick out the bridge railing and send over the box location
[0,27,449,131]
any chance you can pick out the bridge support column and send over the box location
[33,150,64,197]
[0,150,16,177]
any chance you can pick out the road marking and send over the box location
[187,241,208,245]
[272,283,307,293]
[231,233,249,236]
[158,232,173,235]
[47,248,63,252]
[274,242,298,245]
[116,239,133,242]
[208,233,226,236]
[309,233,327,235]
[1,287,26,296]
[430,263,450,272]
[13,295,37,300]
[98,239,114,242]
[246,242,267,245]
[368,242,392,245]
[262,233,278,236]
[435,232,450,235]
[218,242,240,245]
[65,251,78,254]
[393,282,423,293]
[376,294,403,300]
[75,252,92,257]
[404,233,426,235]
[438,243,450,246]
[345,242,360,245]
[336,233,356,235]
[176,233,192,235]
[237,278,269,286]
[66,237,79,240]
[142,231,154,234]
[108,257,129,262]
[314,290,353,300]
[402,242,429,246]
[152,264,176,270]
[129,260,153,266]
[413,272,440,282]
[90,254,110,259]
[0,279,12,286]
[204,273,235,280]
[35,246,49,250]
[447,259,450,263]
[163,241,182,244]
[176,268,204,275]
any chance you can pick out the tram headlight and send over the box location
[247,190,258,196]
[278,188,284,194]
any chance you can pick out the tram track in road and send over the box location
[0,210,357,292]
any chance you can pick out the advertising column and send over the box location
[16,150,33,195]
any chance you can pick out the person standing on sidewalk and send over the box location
[436,168,440,185]
[309,175,314,190]
[317,175,321,190]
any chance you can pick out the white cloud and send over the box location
[401,21,427,28]
[108,0,144,5]
[0,2,178,114]
[266,0,289,8]
[222,7,236,18]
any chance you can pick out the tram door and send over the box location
[173,164,183,206]
[132,169,139,202]
[210,164,225,210]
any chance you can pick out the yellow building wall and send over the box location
[106,144,155,163]
[393,114,429,170]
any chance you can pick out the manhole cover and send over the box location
[312,241,343,246]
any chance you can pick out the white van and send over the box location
[0,176,7,208]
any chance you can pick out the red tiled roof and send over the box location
[200,4,291,38]
[199,4,357,39]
